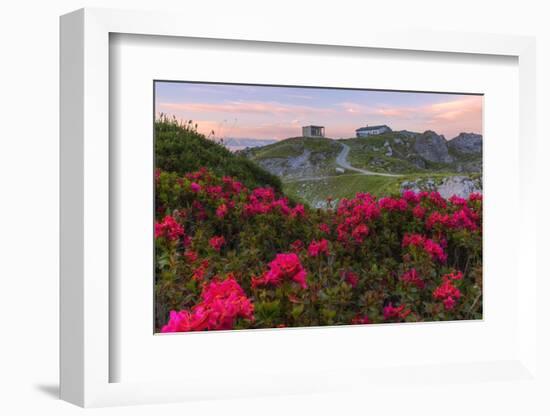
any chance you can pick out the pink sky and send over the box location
[155,83,483,141]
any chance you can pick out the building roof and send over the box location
[303,125,324,128]
[355,125,390,132]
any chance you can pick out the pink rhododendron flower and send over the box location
[161,275,254,332]
[402,233,447,263]
[425,211,451,229]
[319,223,331,234]
[291,204,306,218]
[402,190,421,204]
[252,253,308,289]
[469,193,482,202]
[191,259,209,282]
[423,238,447,263]
[209,236,225,251]
[351,223,369,243]
[449,195,467,206]
[307,239,330,257]
[433,274,462,310]
[155,216,185,241]
[216,203,228,218]
[412,204,426,219]
[383,303,411,320]
[190,182,202,193]
[444,270,463,281]
[184,250,198,263]
[443,296,456,310]
[400,268,425,289]
[379,197,408,211]
[428,192,447,209]
[290,240,304,252]
[342,271,359,288]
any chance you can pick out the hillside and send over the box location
[240,136,342,179]
[155,116,282,191]
[243,131,482,207]
[343,130,482,174]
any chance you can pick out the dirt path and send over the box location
[336,143,403,178]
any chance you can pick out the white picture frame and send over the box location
[60,7,540,408]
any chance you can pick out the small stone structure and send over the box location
[302,125,325,138]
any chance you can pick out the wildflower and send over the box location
[383,303,411,320]
[412,204,426,219]
[399,268,425,289]
[469,193,483,202]
[319,223,331,234]
[216,203,228,218]
[290,240,304,252]
[351,223,369,243]
[402,233,447,263]
[449,195,467,206]
[402,190,421,204]
[191,260,209,282]
[161,275,254,332]
[307,239,330,257]
[291,204,306,218]
[190,182,202,193]
[252,253,308,289]
[209,236,225,251]
[342,271,359,288]
[184,250,198,263]
[154,216,184,241]
[433,275,462,310]
[379,197,408,211]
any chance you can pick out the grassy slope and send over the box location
[155,116,282,191]
[284,174,400,203]
[244,132,482,207]
[342,133,423,174]
[247,136,343,177]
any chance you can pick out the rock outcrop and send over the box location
[413,131,454,164]
[401,175,482,198]
[448,132,482,154]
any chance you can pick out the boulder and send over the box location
[448,132,483,154]
[413,131,454,163]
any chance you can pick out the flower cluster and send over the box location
[161,275,254,332]
[383,303,411,320]
[154,215,184,241]
[155,168,482,332]
[209,235,226,252]
[399,268,425,289]
[433,271,463,310]
[402,233,447,263]
[307,239,330,257]
[251,253,308,289]
[244,187,305,218]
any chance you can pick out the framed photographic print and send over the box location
[60,7,541,409]
[152,80,483,334]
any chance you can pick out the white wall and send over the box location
[0,1,548,415]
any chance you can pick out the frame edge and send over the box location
[60,8,85,407]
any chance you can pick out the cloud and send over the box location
[157,101,335,117]
[157,94,482,141]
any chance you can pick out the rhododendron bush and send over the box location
[155,168,482,332]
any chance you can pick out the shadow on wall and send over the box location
[34,384,59,399]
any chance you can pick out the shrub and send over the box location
[155,115,282,192]
[154,168,482,331]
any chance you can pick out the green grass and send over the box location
[250,137,340,161]
[283,171,481,208]
[155,115,282,191]
[283,174,402,205]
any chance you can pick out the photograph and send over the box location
[154,81,483,333]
